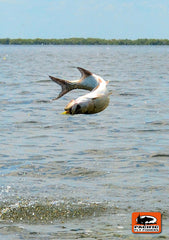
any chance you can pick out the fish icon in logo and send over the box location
[132,212,161,233]
[136,214,157,225]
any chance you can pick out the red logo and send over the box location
[132,212,161,233]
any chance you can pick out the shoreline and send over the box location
[1,38,169,45]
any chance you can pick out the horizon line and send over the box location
[1,38,169,45]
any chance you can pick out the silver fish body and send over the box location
[49,67,110,115]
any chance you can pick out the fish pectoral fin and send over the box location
[92,91,112,100]
[91,94,104,100]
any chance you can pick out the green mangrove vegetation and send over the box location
[0,38,169,45]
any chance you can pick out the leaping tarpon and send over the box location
[49,67,111,115]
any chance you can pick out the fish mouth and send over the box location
[61,110,70,115]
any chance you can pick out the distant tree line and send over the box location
[0,38,169,45]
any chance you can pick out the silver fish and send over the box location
[49,67,111,114]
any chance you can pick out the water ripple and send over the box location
[0,199,107,223]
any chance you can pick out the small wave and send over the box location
[5,166,104,179]
[34,100,50,103]
[8,100,33,105]
[22,120,40,124]
[138,129,162,132]
[36,80,51,83]
[151,153,169,158]
[0,81,6,85]
[19,91,31,95]
[147,121,169,126]
[0,200,107,223]
[119,93,138,96]
[61,167,104,178]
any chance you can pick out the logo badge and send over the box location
[132,212,161,233]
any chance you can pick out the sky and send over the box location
[1,0,169,39]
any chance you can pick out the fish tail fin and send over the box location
[49,76,75,100]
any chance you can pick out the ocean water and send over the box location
[0,45,169,239]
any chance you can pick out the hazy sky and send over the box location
[1,0,169,39]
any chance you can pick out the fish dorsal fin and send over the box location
[77,67,92,79]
